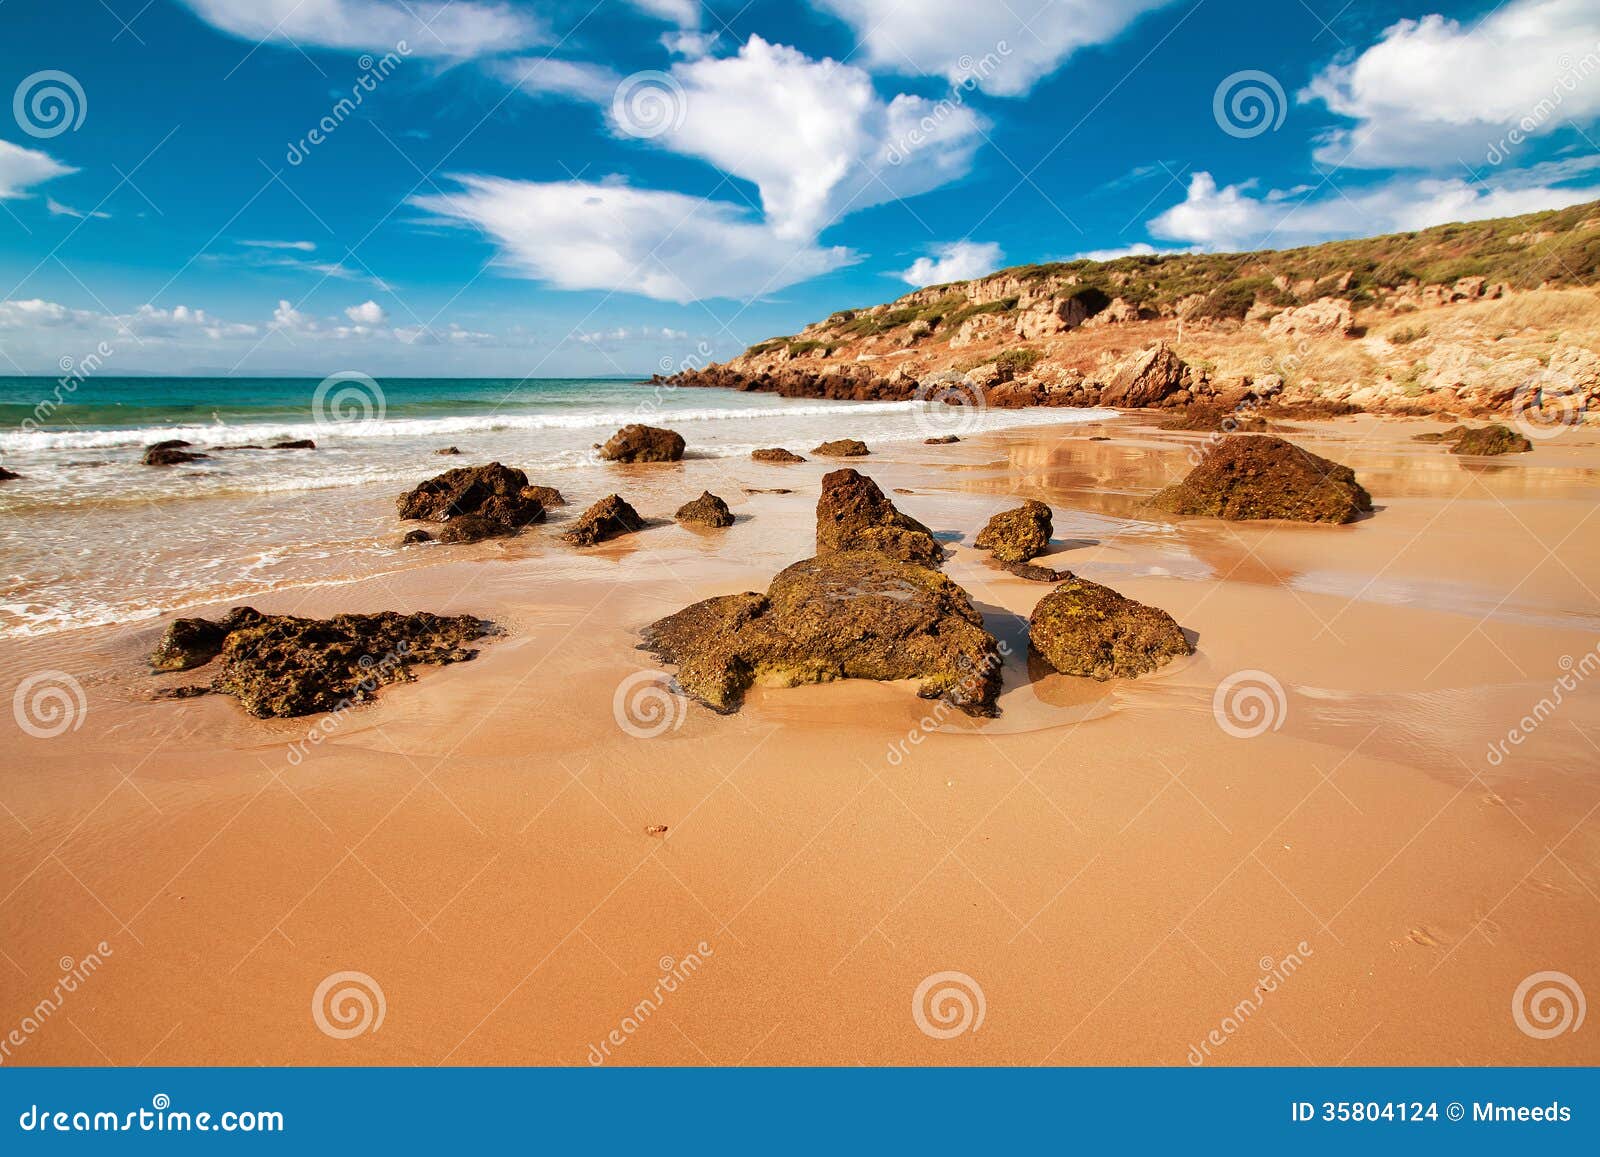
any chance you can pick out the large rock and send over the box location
[1152,435,1373,523]
[143,439,208,466]
[642,550,1002,717]
[1265,297,1355,339]
[398,462,545,542]
[599,424,685,462]
[752,447,806,463]
[974,500,1053,563]
[816,468,942,566]
[520,484,566,506]
[1416,424,1533,456]
[675,491,734,528]
[0,466,19,481]
[562,494,645,546]
[1029,577,1192,681]
[812,439,869,457]
[1099,343,1189,408]
[149,607,491,718]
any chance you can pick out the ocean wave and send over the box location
[0,398,1028,451]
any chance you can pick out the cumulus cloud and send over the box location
[811,0,1175,95]
[1067,242,1193,262]
[344,300,388,324]
[899,240,1003,286]
[1149,170,1600,252]
[271,299,317,331]
[1303,0,1600,169]
[627,0,699,27]
[413,176,855,302]
[176,0,541,57]
[0,139,75,200]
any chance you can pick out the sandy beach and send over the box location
[3,412,1598,1067]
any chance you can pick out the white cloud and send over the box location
[627,0,699,28]
[1149,170,1600,252]
[647,36,984,240]
[344,300,388,324]
[663,30,719,58]
[577,326,690,345]
[1067,242,1193,262]
[176,0,542,58]
[488,57,620,103]
[413,176,855,302]
[811,0,1176,95]
[0,139,76,200]
[0,299,99,328]
[271,299,318,331]
[46,197,109,220]
[899,240,1003,286]
[1303,0,1600,168]
[239,239,316,251]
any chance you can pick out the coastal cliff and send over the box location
[663,200,1600,422]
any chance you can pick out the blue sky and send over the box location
[1,0,1598,376]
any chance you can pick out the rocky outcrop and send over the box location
[675,491,734,527]
[562,494,645,546]
[1153,435,1373,523]
[1415,424,1533,455]
[398,463,546,543]
[1265,297,1356,339]
[642,550,1003,716]
[271,439,316,450]
[149,607,491,717]
[1159,404,1270,433]
[974,500,1053,563]
[599,424,685,462]
[816,468,942,566]
[0,466,19,481]
[1001,560,1069,582]
[1029,577,1192,680]
[143,440,208,466]
[435,446,462,455]
[1099,343,1191,408]
[813,439,869,457]
[752,447,806,463]
[924,435,960,445]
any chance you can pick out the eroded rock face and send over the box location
[1152,435,1373,523]
[149,607,491,717]
[1415,424,1533,455]
[752,447,806,463]
[642,550,1002,716]
[816,468,942,566]
[398,462,546,543]
[562,494,645,546]
[675,491,734,527]
[1029,576,1192,680]
[813,439,869,457]
[143,440,208,466]
[1265,297,1356,339]
[975,500,1053,563]
[600,424,685,462]
[1099,343,1190,408]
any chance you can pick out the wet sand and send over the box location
[2,415,1598,1066]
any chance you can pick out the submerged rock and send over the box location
[1029,576,1192,680]
[562,494,645,546]
[398,462,546,543]
[600,424,685,462]
[675,491,734,528]
[150,607,264,671]
[752,447,805,463]
[642,550,1002,716]
[974,500,1053,563]
[1000,560,1070,583]
[435,446,462,455]
[1152,435,1372,523]
[401,529,434,545]
[1415,424,1532,456]
[143,439,208,466]
[812,439,869,457]
[924,435,960,445]
[0,466,19,481]
[271,439,316,450]
[815,468,942,566]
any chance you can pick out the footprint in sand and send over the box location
[1406,926,1442,948]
